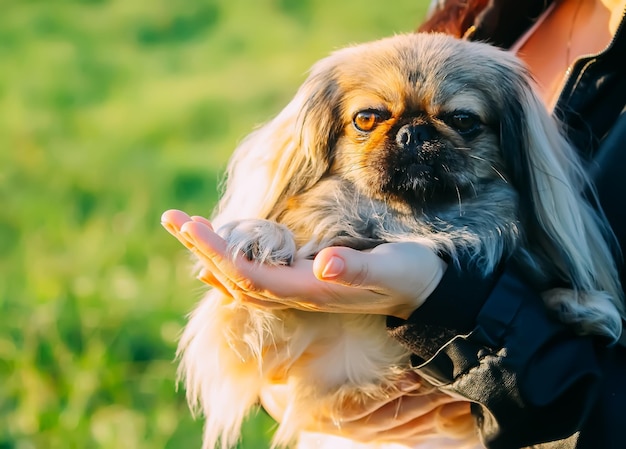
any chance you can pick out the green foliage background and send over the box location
[0,1,429,448]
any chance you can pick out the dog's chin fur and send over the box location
[177,33,625,449]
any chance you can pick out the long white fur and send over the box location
[177,33,624,449]
[513,87,623,337]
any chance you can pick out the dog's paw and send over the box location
[542,288,622,342]
[217,219,297,266]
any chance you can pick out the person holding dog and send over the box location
[162,0,626,447]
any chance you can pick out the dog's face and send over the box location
[332,53,504,209]
[298,34,529,212]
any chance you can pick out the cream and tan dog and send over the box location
[177,33,624,449]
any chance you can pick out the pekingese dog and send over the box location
[177,33,624,449]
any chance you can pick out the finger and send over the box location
[197,267,232,297]
[345,392,458,431]
[438,401,472,420]
[436,402,475,434]
[180,221,267,300]
[194,236,289,309]
[326,373,423,423]
[161,210,195,249]
[179,220,287,306]
[163,216,247,301]
[179,221,301,306]
[163,214,255,303]
[161,209,192,232]
[180,220,253,283]
[190,215,214,229]
[331,399,444,443]
[384,401,473,439]
[162,211,252,301]
[346,399,472,443]
[323,387,451,432]
[371,407,442,440]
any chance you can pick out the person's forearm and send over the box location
[388,267,604,448]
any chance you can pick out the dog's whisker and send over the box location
[468,180,478,197]
[489,165,508,182]
[455,184,464,216]
[466,153,508,183]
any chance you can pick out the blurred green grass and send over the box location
[0,1,429,448]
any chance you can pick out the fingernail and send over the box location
[321,256,345,279]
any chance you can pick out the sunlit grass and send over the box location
[0,1,428,447]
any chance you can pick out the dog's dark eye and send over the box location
[353,110,385,132]
[444,112,482,136]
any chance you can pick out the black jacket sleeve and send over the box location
[388,265,608,449]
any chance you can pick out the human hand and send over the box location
[161,209,447,319]
[260,374,477,446]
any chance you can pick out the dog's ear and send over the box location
[213,59,344,227]
[500,69,624,340]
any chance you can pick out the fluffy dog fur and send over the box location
[177,33,625,449]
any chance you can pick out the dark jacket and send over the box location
[388,2,626,448]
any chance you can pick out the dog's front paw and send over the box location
[218,219,297,266]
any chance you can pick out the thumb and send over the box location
[313,246,373,287]
[313,243,447,299]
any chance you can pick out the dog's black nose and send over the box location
[395,124,435,151]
